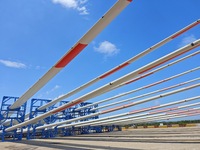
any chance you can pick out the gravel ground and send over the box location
[0,127,200,150]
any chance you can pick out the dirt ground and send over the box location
[0,127,200,150]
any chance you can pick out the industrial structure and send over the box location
[0,0,200,142]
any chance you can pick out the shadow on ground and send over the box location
[18,139,140,150]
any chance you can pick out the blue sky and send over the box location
[0,0,200,121]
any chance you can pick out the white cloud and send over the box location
[179,34,197,47]
[94,41,120,57]
[35,65,41,70]
[0,59,27,69]
[77,6,88,15]
[52,0,89,15]
[46,85,60,95]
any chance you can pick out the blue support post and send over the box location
[27,98,54,139]
[80,126,90,134]
[0,97,119,141]
[0,96,27,141]
[27,99,76,139]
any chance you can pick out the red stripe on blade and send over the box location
[139,44,199,74]
[125,72,153,85]
[129,108,151,114]
[150,107,178,114]
[100,62,129,79]
[171,21,200,39]
[144,80,168,88]
[52,99,83,114]
[102,106,124,114]
[55,43,87,68]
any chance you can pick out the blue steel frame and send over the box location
[61,102,101,136]
[27,98,54,139]
[0,96,27,141]
[1,97,121,141]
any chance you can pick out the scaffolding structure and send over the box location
[0,96,27,141]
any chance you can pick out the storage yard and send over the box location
[0,127,200,150]
[0,0,200,150]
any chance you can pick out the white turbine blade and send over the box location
[37,95,200,130]
[5,39,200,132]
[6,82,200,132]
[39,19,200,111]
[92,77,200,111]
[58,98,200,129]
[9,0,132,110]
[76,66,200,111]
